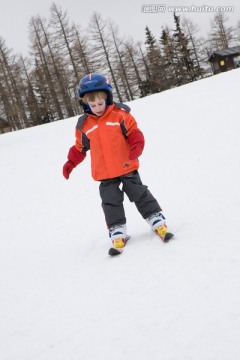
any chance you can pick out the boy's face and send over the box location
[88,97,107,117]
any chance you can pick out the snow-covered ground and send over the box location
[1,69,240,360]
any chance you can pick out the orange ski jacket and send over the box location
[74,103,142,181]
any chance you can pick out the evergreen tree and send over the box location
[172,13,196,85]
[144,26,164,94]
[160,27,177,89]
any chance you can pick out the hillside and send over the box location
[1,69,240,360]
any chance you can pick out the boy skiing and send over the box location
[63,73,172,255]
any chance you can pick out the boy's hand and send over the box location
[63,161,75,179]
[63,146,87,179]
[129,144,143,160]
[128,130,145,160]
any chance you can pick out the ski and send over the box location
[154,223,175,243]
[108,232,175,256]
[108,247,124,256]
[161,232,174,243]
[108,235,130,256]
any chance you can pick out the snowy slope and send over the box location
[1,69,240,360]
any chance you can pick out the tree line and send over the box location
[0,2,239,131]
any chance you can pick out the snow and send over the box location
[1,69,240,360]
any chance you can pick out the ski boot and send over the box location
[108,224,127,255]
[147,212,174,242]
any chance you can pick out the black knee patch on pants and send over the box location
[99,179,124,205]
[99,179,126,227]
[122,171,147,202]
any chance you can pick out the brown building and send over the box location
[208,46,240,75]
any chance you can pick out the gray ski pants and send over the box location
[99,170,162,228]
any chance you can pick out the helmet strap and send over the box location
[79,99,92,114]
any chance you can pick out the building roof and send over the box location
[208,46,240,61]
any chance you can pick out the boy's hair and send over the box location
[82,91,107,103]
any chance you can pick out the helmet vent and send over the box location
[95,80,104,87]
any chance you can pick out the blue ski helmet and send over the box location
[78,73,113,104]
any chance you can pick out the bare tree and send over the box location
[182,18,207,79]
[29,16,64,120]
[0,38,29,130]
[0,39,17,129]
[71,23,96,110]
[2,2,240,133]
[209,13,235,50]
[124,39,146,98]
[89,13,122,101]
[234,20,240,44]
[108,21,135,101]
[50,2,83,113]
[50,2,78,79]
[19,56,43,126]
[72,23,94,75]
[38,13,74,117]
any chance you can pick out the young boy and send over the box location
[63,73,169,252]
